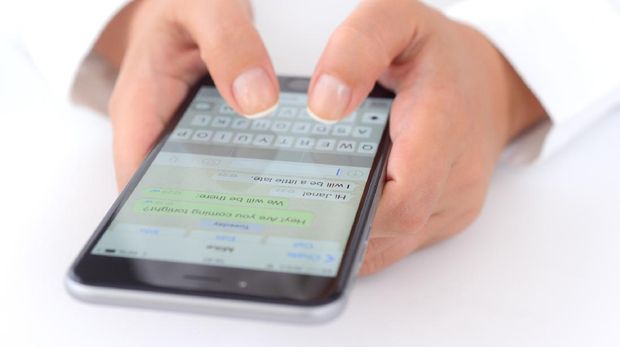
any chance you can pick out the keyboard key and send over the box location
[251,119,271,131]
[352,126,372,138]
[211,116,231,128]
[231,118,250,129]
[193,101,212,111]
[212,131,233,143]
[315,139,336,151]
[253,134,274,146]
[295,137,315,149]
[196,89,210,98]
[191,115,212,126]
[170,128,192,141]
[336,140,356,152]
[340,111,357,124]
[232,133,253,145]
[192,130,213,142]
[277,107,297,118]
[367,99,392,109]
[291,122,311,134]
[274,136,294,148]
[271,121,292,132]
[358,142,377,154]
[219,104,235,114]
[312,123,331,135]
[332,125,352,136]
[176,94,388,156]
[298,108,312,119]
[361,112,387,124]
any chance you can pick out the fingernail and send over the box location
[233,67,278,117]
[308,74,351,121]
[306,107,338,124]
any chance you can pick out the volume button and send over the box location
[354,239,369,275]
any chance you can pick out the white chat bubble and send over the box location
[214,171,357,192]
[270,187,352,202]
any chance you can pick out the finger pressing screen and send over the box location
[109,0,276,190]
[179,0,279,118]
[307,0,426,122]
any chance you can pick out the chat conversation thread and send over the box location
[92,87,390,277]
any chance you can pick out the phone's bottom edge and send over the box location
[64,275,346,324]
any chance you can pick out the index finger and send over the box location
[307,0,433,122]
[178,0,279,117]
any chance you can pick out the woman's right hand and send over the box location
[95,0,279,190]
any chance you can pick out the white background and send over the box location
[1,1,619,346]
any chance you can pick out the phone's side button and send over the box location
[354,240,369,276]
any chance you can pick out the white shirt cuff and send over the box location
[17,0,128,99]
[445,0,620,163]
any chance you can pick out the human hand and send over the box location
[306,0,546,275]
[95,0,279,189]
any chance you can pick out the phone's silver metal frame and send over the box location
[64,155,378,323]
[65,76,389,323]
[65,225,372,323]
[65,275,350,323]
[65,206,371,323]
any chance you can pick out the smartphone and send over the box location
[66,75,394,323]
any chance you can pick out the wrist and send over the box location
[500,51,547,142]
[452,20,546,149]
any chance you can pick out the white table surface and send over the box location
[1,1,620,346]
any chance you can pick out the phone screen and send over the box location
[90,79,391,278]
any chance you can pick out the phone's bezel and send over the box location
[68,75,394,308]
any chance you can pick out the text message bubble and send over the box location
[215,171,357,191]
[270,187,351,202]
[134,199,312,227]
[144,188,288,208]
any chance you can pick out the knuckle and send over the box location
[199,23,260,65]
[170,1,257,60]
[204,21,242,49]
[364,238,382,256]
[463,199,485,225]
[361,252,388,276]
[456,165,491,223]
[466,162,491,186]
[387,200,429,233]
[330,22,391,67]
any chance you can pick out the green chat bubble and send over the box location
[144,188,288,208]
[134,199,312,227]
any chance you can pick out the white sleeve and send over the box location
[445,0,620,163]
[15,0,128,99]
